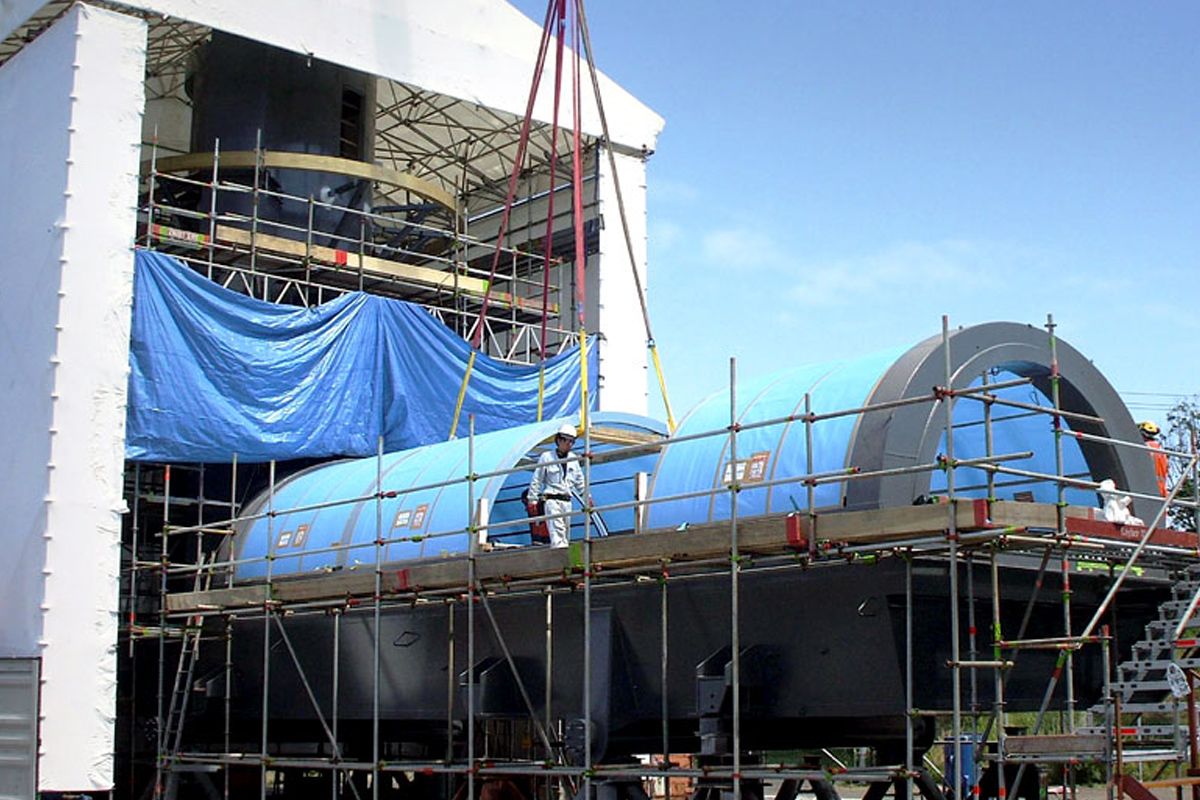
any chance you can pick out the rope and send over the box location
[468,0,558,350]
[539,0,567,364]
[537,364,546,422]
[452,1,557,430]
[576,0,677,432]
[570,0,589,432]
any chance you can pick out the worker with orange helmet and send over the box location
[1139,421,1169,497]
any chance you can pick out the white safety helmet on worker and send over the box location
[556,422,578,440]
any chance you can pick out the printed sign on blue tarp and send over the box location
[126,250,596,462]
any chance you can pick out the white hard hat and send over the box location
[556,422,578,439]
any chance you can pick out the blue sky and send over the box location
[510,1,1200,425]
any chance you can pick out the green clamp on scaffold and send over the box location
[568,541,585,571]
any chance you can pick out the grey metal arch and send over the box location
[844,322,1157,518]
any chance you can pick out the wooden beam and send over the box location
[587,425,664,447]
[215,224,488,295]
[147,223,559,316]
[168,497,1198,615]
[1004,734,1107,756]
[166,502,980,613]
[1139,776,1200,789]
[151,150,458,214]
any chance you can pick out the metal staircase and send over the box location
[1084,565,1200,764]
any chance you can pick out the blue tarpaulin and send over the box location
[126,250,596,462]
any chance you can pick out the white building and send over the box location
[0,1,662,792]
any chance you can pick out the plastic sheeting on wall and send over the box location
[126,250,597,462]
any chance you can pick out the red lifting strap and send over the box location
[472,0,588,357]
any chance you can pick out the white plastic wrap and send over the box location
[0,4,146,791]
[137,0,662,151]
[595,151,652,415]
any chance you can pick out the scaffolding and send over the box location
[117,314,1200,800]
[139,130,600,366]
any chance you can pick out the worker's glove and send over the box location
[525,501,540,517]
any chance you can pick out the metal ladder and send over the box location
[159,552,216,793]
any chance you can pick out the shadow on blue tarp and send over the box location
[125,250,596,463]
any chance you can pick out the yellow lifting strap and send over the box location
[448,350,477,440]
[650,343,676,432]
[537,363,546,422]
[579,327,590,434]
[576,2,676,433]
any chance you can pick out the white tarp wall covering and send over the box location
[594,151,651,414]
[0,4,146,791]
[0,0,664,149]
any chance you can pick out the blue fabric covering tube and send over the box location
[644,351,1091,529]
[231,413,666,580]
[126,250,597,462]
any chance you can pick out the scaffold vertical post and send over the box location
[982,371,995,502]
[1048,313,1078,800]
[154,464,172,800]
[1115,695,1124,800]
[129,461,141,800]
[196,464,206,578]
[1101,627,1113,800]
[305,195,315,294]
[545,588,554,788]
[990,549,1009,800]
[358,216,366,292]
[373,435,383,800]
[905,552,914,800]
[445,598,455,783]
[584,409,595,800]
[261,459,276,800]
[129,462,141,658]
[228,454,238,589]
[729,357,742,800]
[145,127,159,248]
[467,415,477,800]
[967,552,981,797]
[943,316,964,800]
[332,609,341,800]
[224,615,232,800]
[1048,316,1077,698]
[207,137,220,280]
[251,129,262,280]
[661,568,670,776]
[805,392,816,561]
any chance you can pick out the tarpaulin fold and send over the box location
[126,250,596,462]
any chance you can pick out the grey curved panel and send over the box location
[846,322,1156,518]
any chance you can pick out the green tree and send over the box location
[1164,397,1200,531]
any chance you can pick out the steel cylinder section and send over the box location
[845,322,1157,516]
[646,322,1157,528]
[230,414,666,581]
[187,31,377,244]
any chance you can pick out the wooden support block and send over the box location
[1005,733,1107,756]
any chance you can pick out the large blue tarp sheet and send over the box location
[126,250,597,462]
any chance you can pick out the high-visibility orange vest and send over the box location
[1148,439,1169,496]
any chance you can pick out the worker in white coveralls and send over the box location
[527,423,586,548]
